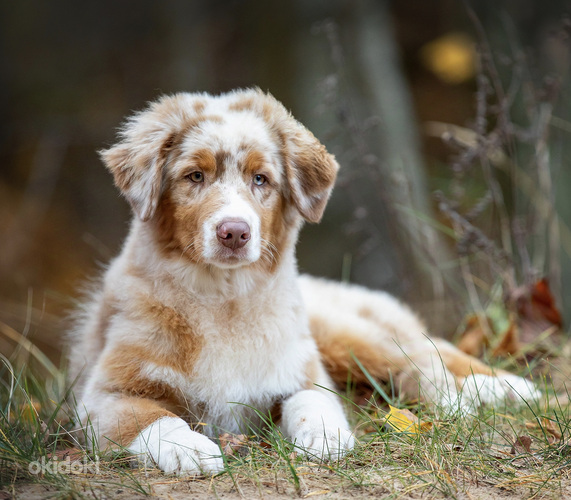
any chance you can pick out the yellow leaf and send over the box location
[385,405,432,434]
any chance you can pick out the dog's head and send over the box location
[101,89,339,270]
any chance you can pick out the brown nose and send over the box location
[216,220,251,250]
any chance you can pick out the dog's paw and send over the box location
[292,426,355,461]
[129,416,224,475]
[461,374,541,408]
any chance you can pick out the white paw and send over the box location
[460,374,541,408]
[292,426,355,461]
[129,417,224,475]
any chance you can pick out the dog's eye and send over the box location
[253,174,267,186]
[187,171,204,183]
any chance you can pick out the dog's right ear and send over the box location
[100,97,183,222]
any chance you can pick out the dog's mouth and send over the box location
[209,245,256,267]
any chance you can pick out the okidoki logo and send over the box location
[28,455,100,475]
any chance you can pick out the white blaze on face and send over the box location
[202,183,261,267]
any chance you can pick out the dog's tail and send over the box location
[300,275,528,408]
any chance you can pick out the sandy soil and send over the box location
[4,466,571,500]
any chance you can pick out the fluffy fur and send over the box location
[68,89,539,476]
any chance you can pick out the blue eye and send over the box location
[253,174,266,186]
[188,171,204,183]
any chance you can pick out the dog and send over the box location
[68,88,540,476]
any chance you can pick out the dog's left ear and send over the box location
[242,89,339,223]
[283,125,340,223]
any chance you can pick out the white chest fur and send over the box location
[139,264,318,435]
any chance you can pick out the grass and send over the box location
[1,333,570,499]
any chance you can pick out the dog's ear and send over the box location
[245,90,339,223]
[282,125,339,223]
[100,97,182,221]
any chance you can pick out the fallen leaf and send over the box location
[384,405,432,434]
[526,418,563,440]
[541,418,563,439]
[218,433,250,457]
[492,319,520,357]
[510,435,532,455]
[510,279,563,347]
[457,315,491,357]
[526,279,563,328]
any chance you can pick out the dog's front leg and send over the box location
[281,390,355,460]
[81,392,224,476]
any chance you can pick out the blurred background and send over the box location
[1,0,571,365]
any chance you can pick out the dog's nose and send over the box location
[216,220,251,250]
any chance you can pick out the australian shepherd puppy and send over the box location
[68,89,539,475]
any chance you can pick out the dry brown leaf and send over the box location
[510,279,563,347]
[492,320,520,358]
[526,279,563,328]
[457,315,491,357]
[526,418,563,440]
[541,418,563,439]
[218,433,250,457]
[510,435,532,455]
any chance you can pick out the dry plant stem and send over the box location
[478,154,515,290]
[472,42,516,290]
[435,191,510,276]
